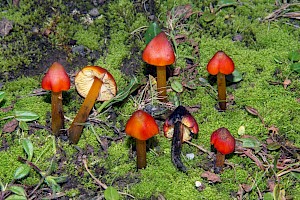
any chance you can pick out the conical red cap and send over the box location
[125,110,159,140]
[41,62,70,92]
[207,51,235,75]
[210,127,235,155]
[142,32,175,67]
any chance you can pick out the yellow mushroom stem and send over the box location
[69,77,102,144]
[136,139,147,169]
[156,66,167,102]
[215,151,225,169]
[217,72,227,110]
[51,91,64,136]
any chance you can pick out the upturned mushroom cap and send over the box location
[41,62,70,92]
[207,51,235,75]
[142,32,176,67]
[210,127,235,155]
[125,110,159,141]
[163,106,199,141]
[75,66,117,101]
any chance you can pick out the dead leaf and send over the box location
[241,183,252,193]
[185,105,201,113]
[245,106,259,116]
[2,119,18,133]
[173,67,181,76]
[283,79,291,89]
[0,18,13,37]
[201,171,221,183]
[268,125,279,135]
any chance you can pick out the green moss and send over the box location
[1,0,300,199]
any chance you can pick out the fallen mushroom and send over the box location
[68,66,117,144]
[125,110,159,169]
[207,51,235,110]
[210,127,235,173]
[163,106,199,172]
[41,62,70,136]
[142,32,176,102]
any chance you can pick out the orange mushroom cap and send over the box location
[210,127,235,155]
[75,66,117,101]
[41,62,70,93]
[142,32,176,67]
[207,51,235,75]
[125,110,159,141]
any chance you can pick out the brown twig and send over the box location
[185,140,213,157]
[242,149,265,170]
[82,156,135,199]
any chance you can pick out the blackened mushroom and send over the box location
[163,106,199,172]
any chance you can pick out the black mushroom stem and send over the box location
[164,106,199,173]
[171,121,187,172]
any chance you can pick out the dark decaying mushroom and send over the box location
[163,106,199,172]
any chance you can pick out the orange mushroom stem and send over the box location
[142,32,175,102]
[207,51,235,111]
[68,66,117,144]
[41,62,70,136]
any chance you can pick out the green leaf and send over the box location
[290,63,300,73]
[104,186,120,200]
[14,164,30,180]
[47,175,68,184]
[288,51,300,62]
[19,121,29,131]
[239,137,262,153]
[144,22,161,45]
[273,184,280,200]
[291,172,300,180]
[45,176,61,193]
[97,77,140,113]
[218,0,236,5]
[0,91,5,103]
[202,11,216,22]
[171,80,183,93]
[8,185,26,196]
[226,69,243,82]
[22,138,33,161]
[5,194,27,200]
[263,192,273,200]
[267,142,281,151]
[14,111,39,122]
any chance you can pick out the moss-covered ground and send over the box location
[0,0,300,199]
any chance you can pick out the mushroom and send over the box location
[125,110,159,169]
[68,66,117,144]
[210,127,235,173]
[207,51,235,110]
[163,106,199,172]
[142,32,176,102]
[41,62,70,136]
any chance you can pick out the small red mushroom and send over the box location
[207,51,235,110]
[125,110,159,169]
[210,127,235,173]
[41,62,70,136]
[142,32,175,102]
[163,106,199,172]
[68,66,117,144]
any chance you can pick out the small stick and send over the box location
[82,157,135,199]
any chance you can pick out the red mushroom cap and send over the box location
[210,127,235,155]
[207,51,235,75]
[142,32,175,67]
[41,62,70,92]
[125,110,159,141]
